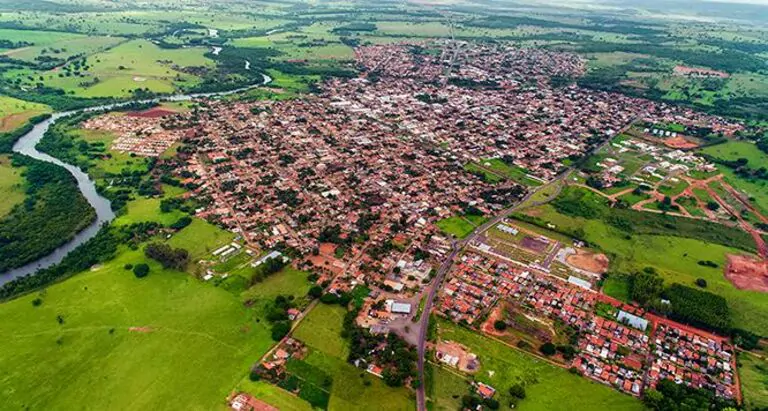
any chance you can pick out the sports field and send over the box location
[434,319,644,411]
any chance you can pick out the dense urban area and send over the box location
[0,1,767,411]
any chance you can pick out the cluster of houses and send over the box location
[438,249,741,401]
[648,322,739,399]
[82,111,187,156]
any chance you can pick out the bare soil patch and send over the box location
[435,340,479,373]
[126,107,177,118]
[566,250,610,274]
[725,254,768,292]
[664,135,699,149]
[128,326,154,333]
[521,236,548,253]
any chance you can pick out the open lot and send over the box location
[437,215,488,239]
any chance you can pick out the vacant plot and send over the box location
[437,215,487,239]
[0,246,274,410]
[293,303,349,359]
[436,319,644,411]
[0,95,50,132]
[427,364,470,411]
[113,197,186,227]
[0,155,25,217]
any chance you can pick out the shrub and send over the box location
[124,263,133,270]
[695,278,708,288]
[133,263,149,278]
[493,320,507,331]
[540,342,556,356]
[509,383,526,399]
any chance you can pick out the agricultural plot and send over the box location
[0,154,25,217]
[435,319,644,411]
[0,245,275,410]
[0,95,50,132]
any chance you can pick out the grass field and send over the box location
[293,303,349,359]
[286,302,414,410]
[167,218,235,261]
[701,140,768,166]
[467,158,544,187]
[41,39,213,97]
[0,155,25,217]
[519,203,768,335]
[436,215,488,239]
[739,351,768,410]
[113,197,186,227]
[427,364,468,410]
[435,319,644,411]
[234,380,314,411]
[0,95,50,132]
[0,244,274,410]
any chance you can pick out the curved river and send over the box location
[1,74,272,285]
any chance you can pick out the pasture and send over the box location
[435,319,644,411]
[739,351,768,410]
[42,39,214,97]
[0,245,274,410]
[293,303,350,359]
[0,95,50,132]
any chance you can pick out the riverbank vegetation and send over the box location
[0,155,95,273]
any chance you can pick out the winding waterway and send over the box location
[1,73,272,285]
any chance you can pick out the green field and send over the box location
[434,319,644,411]
[466,158,544,187]
[0,244,274,410]
[167,218,235,261]
[739,351,768,410]
[0,95,50,132]
[0,155,25,217]
[436,215,488,239]
[701,140,768,166]
[293,303,350,359]
[40,39,214,97]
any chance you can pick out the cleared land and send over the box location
[437,215,488,239]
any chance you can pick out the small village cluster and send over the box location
[436,249,741,401]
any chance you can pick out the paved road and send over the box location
[413,121,637,410]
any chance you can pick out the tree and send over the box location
[695,278,707,288]
[509,383,526,399]
[270,321,290,341]
[133,263,149,278]
[540,342,556,356]
[493,320,507,331]
[144,243,189,270]
[308,285,323,299]
[706,201,720,211]
[630,270,664,305]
